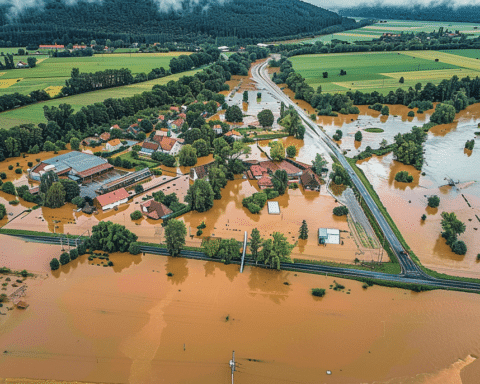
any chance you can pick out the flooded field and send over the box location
[1,249,480,383]
[333,103,480,277]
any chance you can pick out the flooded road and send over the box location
[1,251,480,383]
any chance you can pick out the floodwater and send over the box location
[1,250,480,383]
[340,103,480,277]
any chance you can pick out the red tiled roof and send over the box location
[158,115,165,120]
[100,132,111,141]
[107,139,121,147]
[95,188,129,207]
[77,163,113,178]
[140,199,173,220]
[111,124,121,130]
[225,130,241,137]
[142,141,159,151]
[29,187,39,195]
[170,106,179,112]
[130,123,139,128]
[258,175,273,187]
[250,164,267,177]
[154,136,177,152]
[260,160,301,175]
[172,118,184,127]
[178,113,186,119]
[300,169,321,188]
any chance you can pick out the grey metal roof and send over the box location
[43,151,108,174]
[318,228,328,238]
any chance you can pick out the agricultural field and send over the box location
[290,50,480,94]
[0,52,190,96]
[303,19,480,44]
[0,68,200,129]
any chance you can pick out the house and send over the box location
[99,132,111,142]
[250,164,268,179]
[300,169,321,191]
[190,162,215,181]
[213,124,223,135]
[16,61,28,68]
[169,118,184,130]
[139,141,159,157]
[154,136,183,155]
[257,175,273,189]
[127,124,141,136]
[318,228,340,245]
[110,124,122,130]
[259,160,303,179]
[224,130,243,141]
[178,113,186,119]
[94,188,129,211]
[140,199,173,220]
[158,115,165,121]
[106,139,122,151]
[39,44,65,49]
[170,106,180,112]
[72,45,87,50]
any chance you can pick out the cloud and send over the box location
[0,0,103,18]
[151,0,229,13]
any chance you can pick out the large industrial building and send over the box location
[29,152,113,183]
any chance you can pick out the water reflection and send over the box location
[165,256,189,285]
[247,266,291,304]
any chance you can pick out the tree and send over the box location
[395,171,413,183]
[272,169,288,195]
[165,219,187,257]
[311,153,327,175]
[69,249,79,261]
[0,203,6,220]
[243,91,248,102]
[208,164,227,199]
[286,145,297,158]
[1,181,16,195]
[72,196,85,208]
[45,182,66,208]
[399,76,404,83]
[43,141,56,152]
[59,252,70,265]
[186,179,215,212]
[333,206,349,216]
[139,119,153,133]
[258,109,274,128]
[203,238,221,258]
[322,72,328,78]
[27,56,37,68]
[130,210,143,220]
[249,228,262,264]
[40,170,58,194]
[421,214,427,221]
[299,220,308,239]
[427,195,440,208]
[192,139,209,157]
[452,240,467,255]
[50,258,60,270]
[225,105,243,123]
[59,179,80,202]
[311,288,326,297]
[262,232,294,270]
[90,221,138,252]
[381,105,389,115]
[269,141,285,161]
[380,139,388,148]
[70,137,80,151]
[354,131,363,142]
[134,184,144,194]
[128,242,141,255]
[178,144,198,166]
[430,103,456,124]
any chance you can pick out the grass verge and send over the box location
[294,258,401,274]
[364,128,384,133]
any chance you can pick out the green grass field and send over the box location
[0,52,189,96]
[290,51,462,93]
[0,68,200,129]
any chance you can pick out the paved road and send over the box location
[250,59,480,291]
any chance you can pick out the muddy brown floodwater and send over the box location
[1,250,480,384]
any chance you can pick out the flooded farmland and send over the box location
[1,250,480,383]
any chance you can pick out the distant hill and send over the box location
[339,5,480,24]
[0,0,355,47]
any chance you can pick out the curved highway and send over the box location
[251,59,480,291]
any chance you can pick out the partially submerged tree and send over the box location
[165,219,187,257]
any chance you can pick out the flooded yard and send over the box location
[1,248,480,383]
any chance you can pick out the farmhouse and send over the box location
[94,188,129,211]
[29,151,113,183]
[259,160,303,179]
[140,199,172,220]
[224,130,242,141]
[169,118,184,130]
[154,136,183,155]
[250,164,268,179]
[213,124,223,135]
[300,169,321,191]
[106,139,122,151]
[318,228,340,245]
[16,61,28,68]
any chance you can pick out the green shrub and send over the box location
[196,229,203,236]
[8,165,13,170]
[247,202,261,214]
[427,195,440,208]
[69,249,79,260]
[197,221,206,229]
[421,214,427,221]
[452,240,467,255]
[27,162,33,167]
[0,172,6,179]
[407,111,415,118]
[108,261,114,266]
[77,244,86,256]
[130,210,143,220]
[311,288,326,297]
[129,242,141,255]
[395,171,413,183]
[59,252,70,265]
[333,206,349,216]
[71,196,85,208]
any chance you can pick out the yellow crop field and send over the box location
[0,78,21,88]
[335,33,378,38]
[402,51,480,71]
[44,86,63,97]
[381,68,480,81]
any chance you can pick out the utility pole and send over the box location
[229,350,236,384]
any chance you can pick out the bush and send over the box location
[134,184,144,194]
[59,252,70,265]
[50,258,60,270]
[265,189,279,200]
[421,214,427,221]
[152,168,163,176]
[395,171,413,183]
[197,221,206,229]
[407,111,415,117]
[196,229,203,236]
[128,242,141,255]
[427,195,440,208]
[311,288,326,297]
[333,206,349,216]
[72,196,85,208]
[130,210,143,220]
[0,172,5,179]
[27,162,33,167]
[354,131,362,142]
[77,244,86,256]
[452,240,467,255]
[8,165,13,170]
[286,145,297,158]
[69,249,79,260]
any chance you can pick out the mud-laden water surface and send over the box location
[1,252,480,383]
[349,103,480,277]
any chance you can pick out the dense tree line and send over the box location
[393,127,426,170]
[0,0,352,47]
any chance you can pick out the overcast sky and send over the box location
[304,0,480,10]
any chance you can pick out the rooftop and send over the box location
[95,188,129,207]
[141,199,173,220]
[38,151,110,175]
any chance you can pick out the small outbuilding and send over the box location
[318,228,340,245]
[94,188,129,211]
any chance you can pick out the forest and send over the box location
[0,0,354,47]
